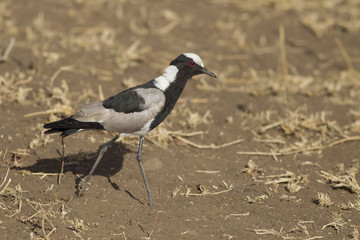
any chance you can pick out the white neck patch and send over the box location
[183,53,204,68]
[154,65,179,91]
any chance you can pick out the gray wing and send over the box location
[72,88,165,133]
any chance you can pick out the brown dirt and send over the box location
[1,0,360,239]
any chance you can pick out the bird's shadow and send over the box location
[15,142,132,193]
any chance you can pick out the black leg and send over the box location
[79,134,121,194]
[137,136,154,207]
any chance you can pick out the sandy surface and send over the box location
[1,0,360,239]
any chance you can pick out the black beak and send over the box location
[201,67,217,78]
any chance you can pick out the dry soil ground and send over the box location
[1,0,360,239]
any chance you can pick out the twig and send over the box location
[0,38,15,63]
[176,136,243,149]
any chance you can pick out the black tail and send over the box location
[44,117,104,137]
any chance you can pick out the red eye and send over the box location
[189,61,195,66]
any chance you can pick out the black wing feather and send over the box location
[44,117,104,137]
[102,89,146,113]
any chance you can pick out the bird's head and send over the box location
[170,53,217,79]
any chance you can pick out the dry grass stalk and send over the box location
[304,236,324,240]
[259,119,285,133]
[168,131,204,137]
[195,170,220,174]
[270,149,280,162]
[225,212,250,219]
[86,67,113,82]
[29,132,53,149]
[176,136,243,149]
[196,83,246,93]
[249,224,323,239]
[0,168,11,194]
[183,182,233,197]
[0,37,15,63]
[279,25,288,84]
[286,181,303,193]
[350,227,359,240]
[0,69,33,105]
[247,194,268,204]
[25,103,74,118]
[279,194,298,202]
[145,127,192,147]
[1,184,23,217]
[339,199,360,211]
[319,170,360,194]
[1,149,7,161]
[238,135,360,157]
[314,192,333,207]
[20,170,58,179]
[177,98,208,104]
[247,227,283,237]
[25,199,60,239]
[256,171,308,194]
[241,159,264,178]
[67,217,88,233]
[112,40,148,72]
[221,233,236,239]
[98,84,104,100]
[178,109,212,130]
[49,65,75,86]
[334,35,354,71]
[300,12,334,38]
[253,137,286,145]
[322,212,346,232]
[291,220,311,238]
[171,187,181,197]
[264,171,307,185]
[153,9,179,35]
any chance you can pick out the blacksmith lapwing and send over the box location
[44,53,217,206]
